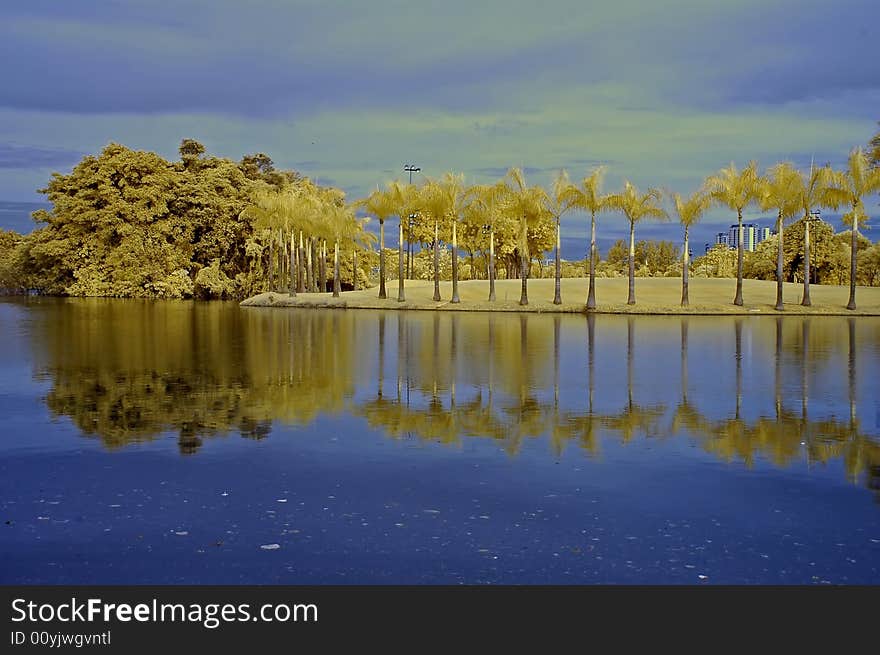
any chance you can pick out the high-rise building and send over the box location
[727,223,765,252]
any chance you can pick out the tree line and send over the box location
[1,128,879,308]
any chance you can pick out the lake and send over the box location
[1,298,878,584]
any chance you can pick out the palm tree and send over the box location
[499,168,550,306]
[607,181,666,305]
[550,170,574,305]
[671,190,710,307]
[465,183,505,302]
[760,163,800,311]
[559,167,610,309]
[825,148,880,310]
[240,184,317,297]
[705,161,761,306]
[324,203,359,297]
[791,162,840,306]
[358,187,396,299]
[386,180,414,302]
[439,173,466,303]
[421,179,451,302]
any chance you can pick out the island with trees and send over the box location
[2,127,880,314]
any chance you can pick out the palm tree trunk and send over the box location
[775,212,784,311]
[488,227,496,302]
[398,221,406,302]
[333,240,340,297]
[802,217,811,306]
[519,236,529,306]
[280,230,287,293]
[353,248,358,291]
[320,240,327,293]
[681,225,689,307]
[847,216,858,310]
[553,218,562,305]
[432,222,441,302]
[306,236,313,292]
[269,237,275,292]
[451,221,460,303]
[288,231,296,297]
[378,219,387,299]
[587,212,597,310]
[297,231,305,294]
[627,219,636,305]
[313,238,319,291]
[734,209,744,306]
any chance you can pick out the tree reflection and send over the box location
[28,300,880,494]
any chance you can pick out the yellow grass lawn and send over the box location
[241,277,880,315]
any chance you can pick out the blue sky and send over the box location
[0,0,877,253]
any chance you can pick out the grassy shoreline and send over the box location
[241,277,880,315]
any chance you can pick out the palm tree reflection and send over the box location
[31,303,880,494]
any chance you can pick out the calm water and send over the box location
[1,298,879,584]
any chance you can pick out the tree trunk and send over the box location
[681,226,689,307]
[627,220,636,305]
[847,215,858,310]
[553,218,562,304]
[305,236,313,292]
[353,248,358,291]
[269,237,275,292]
[320,240,327,293]
[775,211,784,311]
[313,237,319,291]
[280,230,287,293]
[378,219,387,299]
[333,241,340,297]
[734,209,744,306]
[802,217,811,306]
[451,221,460,303]
[398,221,406,302]
[587,211,597,310]
[488,227,496,302]
[288,231,296,297]
[432,222,441,302]
[297,231,305,294]
[313,238,319,291]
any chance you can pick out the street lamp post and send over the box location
[404,164,420,279]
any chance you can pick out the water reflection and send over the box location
[20,298,880,494]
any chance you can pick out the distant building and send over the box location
[726,223,773,252]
